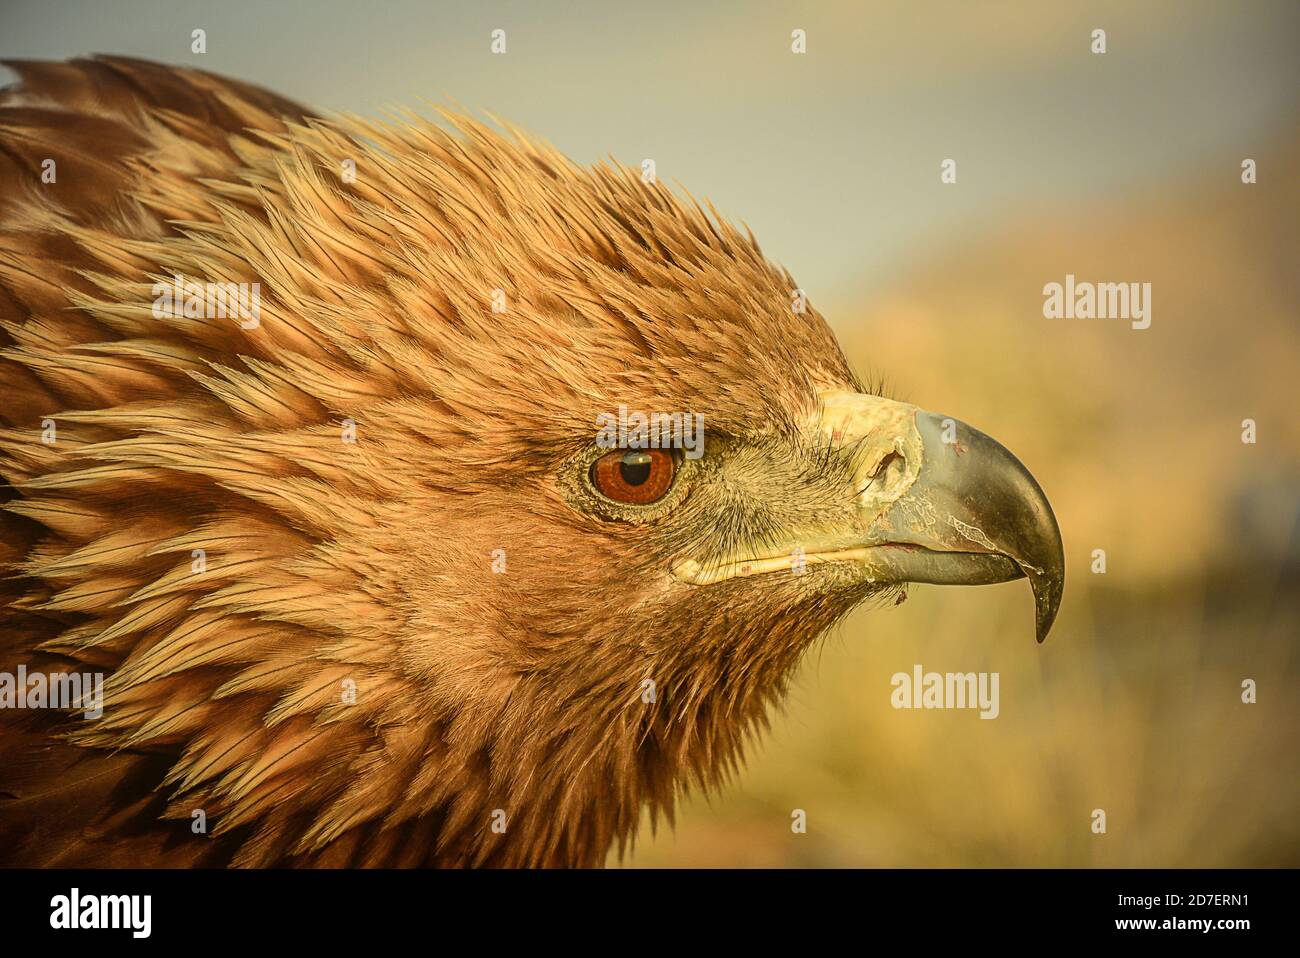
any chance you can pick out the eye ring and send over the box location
[589,448,678,505]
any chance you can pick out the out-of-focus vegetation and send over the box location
[616,134,1300,868]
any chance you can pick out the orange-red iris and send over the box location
[590,449,676,505]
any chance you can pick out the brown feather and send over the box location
[0,56,863,867]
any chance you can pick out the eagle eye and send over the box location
[589,449,677,505]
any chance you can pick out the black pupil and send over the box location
[619,451,653,486]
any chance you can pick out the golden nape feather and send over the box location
[0,56,1062,867]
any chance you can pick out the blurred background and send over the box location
[3,0,1296,866]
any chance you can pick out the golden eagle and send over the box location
[0,57,1062,866]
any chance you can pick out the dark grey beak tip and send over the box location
[1030,553,1065,644]
[1035,595,1056,644]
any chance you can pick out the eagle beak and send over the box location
[820,391,1065,643]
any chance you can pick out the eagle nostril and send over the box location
[866,451,904,488]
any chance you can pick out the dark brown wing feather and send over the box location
[0,56,309,867]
